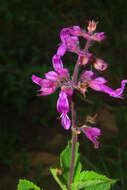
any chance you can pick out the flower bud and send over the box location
[87,20,98,33]
[94,58,108,71]
[78,53,92,66]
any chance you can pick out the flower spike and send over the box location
[32,23,127,137]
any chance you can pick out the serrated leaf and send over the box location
[71,180,113,190]
[60,140,82,184]
[70,171,117,190]
[17,179,40,190]
[50,168,67,190]
[80,171,111,180]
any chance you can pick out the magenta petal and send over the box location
[61,114,71,130]
[32,77,57,96]
[89,82,102,91]
[38,80,57,95]
[57,43,67,56]
[89,77,107,91]
[100,80,127,98]
[60,28,71,42]
[66,36,79,52]
[32,75,57,96]
[89,82,122,98]
[100,85,124,98]
[83,70,94,78]
[117,80,127,95]
[60,27,79,53]
[80,70,94,81]
[38,86,57,96]
[38,79,55,88]
[81,127,101,149]
[88,76,127,98]
[63,88,73,98]
[57,91,69,114]
[57,68,69,78]
[93,77,107,84]
[70,26,83,36]
[45,71,59,80]
[92,32,105,41]
[52,55,63,72]
[32,75,43,86]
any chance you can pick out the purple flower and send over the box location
[57,27,79,56]
[80,70,127,98]
[32,55,73,129]
[81,125,101,149]
[57,90,71,130]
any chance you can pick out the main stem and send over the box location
[67,39,91,190]
[67,60,79,190]
[67,99,78,190]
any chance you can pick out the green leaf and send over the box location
[50,140,82,189]
[17,179,41,190]
[60,140,82,184]
[50,168,67,190]
[70,171,117,190]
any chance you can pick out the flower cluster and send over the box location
[32,55,73,130]
[32,21,127,148]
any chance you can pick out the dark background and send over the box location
[1,0,127,189]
